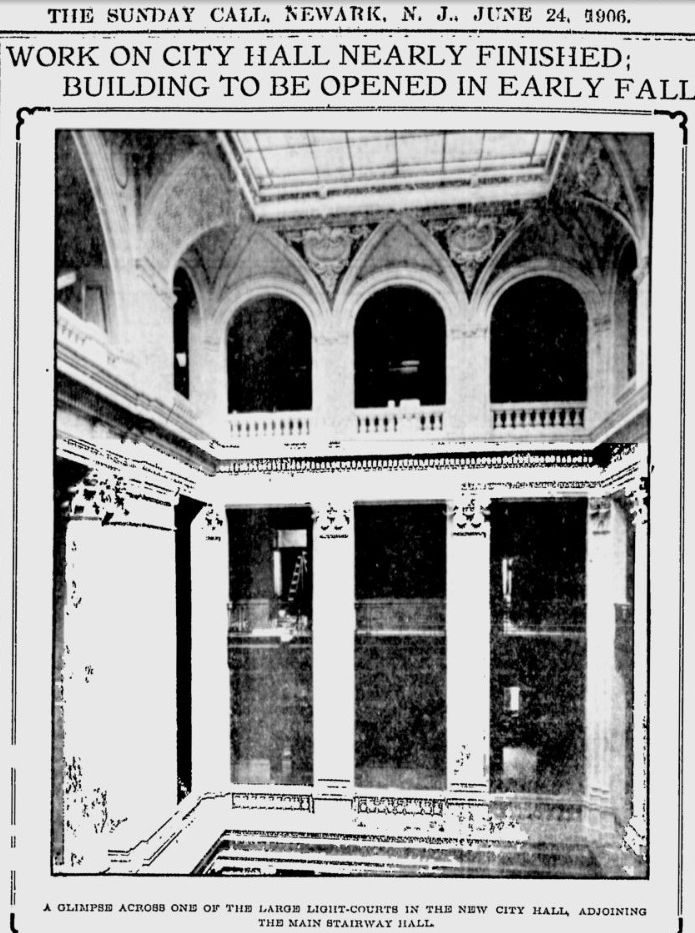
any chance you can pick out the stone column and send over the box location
[191,504,232,793]
[312,501,355,808]
[624,478,649,858]
[447,325,489,439]
[446,493,491,794]
[586,311,613,431]
[58,466,179,870]
[313,333,354,443]
[585,496,627,836]
[634,260,650,388]
[445,325,468,438]
[130,263,177,402]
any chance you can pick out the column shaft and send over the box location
[447,496,491,793]
[191,505,232,792]
[312,501,355,798]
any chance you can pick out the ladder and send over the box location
[286,550,307,611]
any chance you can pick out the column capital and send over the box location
[632,260,649,285]
[66,466,180,529]
[588,496,613,534]
[202,504,226,542]
[447,493,490,537]
[67,467,131,525]
[625,477,649,526]
[312,501,353,540]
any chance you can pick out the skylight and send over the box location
[220,130,563,218]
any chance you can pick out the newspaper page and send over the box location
[1,0,691,930]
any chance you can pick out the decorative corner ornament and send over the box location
[289,225,369,295]
[441,215,515,287]
[573,137,625,211]
[15,105,51,141]
[449,494,491,536]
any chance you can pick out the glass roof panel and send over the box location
[229,130,562,208]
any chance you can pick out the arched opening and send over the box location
[173,267,196,399]
[490,277,587,404]
[227,296,312,413]
[354,286,446,408]
[55,131,113,330]
[615,240,638,384]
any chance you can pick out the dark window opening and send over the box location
[354,503,446,790]
[354,287,446,408]
[489,500,586,795]
[617,241,638,382]
[227,507,313,785]
[56,131,112,330]
[490,278,587,404]
[227,297,312,413]
[173,268,195,399]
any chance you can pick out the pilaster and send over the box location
[633,260,650,388]
[312,500,355,802]
[624,477,649,858]
[313,333,354,441]
[191,504,232,792]
[58,466,179,868]
[585,495,627,836]
[446,493,491,794]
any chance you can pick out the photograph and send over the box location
[52,128,650,878]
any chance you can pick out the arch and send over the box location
[214,276,325,343]
[211,227,330,322]
[489,276,588,404]
[477,260,603,331]
[226,293,313,414]
[353,285,447,408]
[141,147,239,284]
[335,216,466,327]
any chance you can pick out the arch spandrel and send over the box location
[335,217,466,332]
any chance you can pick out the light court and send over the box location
[52,128,651,878]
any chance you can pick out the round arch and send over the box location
[352,280,449,409]
[224,290,314,415]
[488,275,589,405]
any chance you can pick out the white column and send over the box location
[312,501,355,802]
[445,326,468,438]
[198,333,229,441]
[625,478,649,857]
[634,261,650,388]
[130,264,177,401]
[585,496,626,835]
[313,333,353,442]
[462,326,490,439]
[586,311,614,430]
[446,494,491,794]
[191,504,232,792]
[60,467,178,869]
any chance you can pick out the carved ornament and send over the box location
[288,225,368,295]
